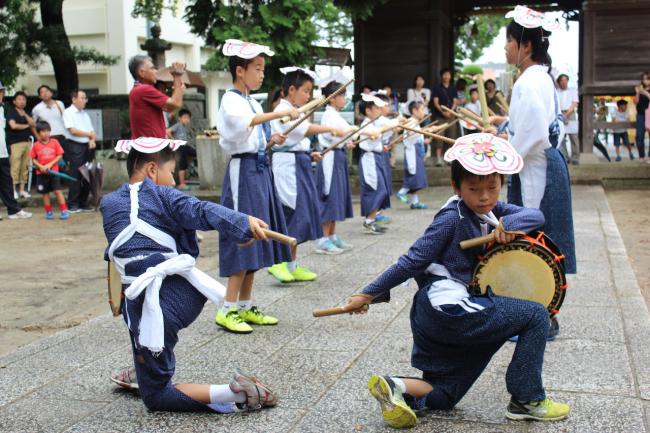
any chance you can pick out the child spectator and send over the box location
[461,87,482,134]
[395,101,430,209]
[31,121,68,219]
[167,108,197,190]
[612,100,635,161]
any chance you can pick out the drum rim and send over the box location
[470,231,567,314]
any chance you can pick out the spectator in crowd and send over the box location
[406,74,431,116]
[267,87,283,112]
[32,85,67,153]
[7,91,35,199]
[556,74,580,165]
[455,78,468,107]
[128,55,186,139]
[485,79,506,116]
[612,99,635,161]
[460,86,482,134]
[31,121,68,219]
[635,71,650,163]
[354,84,373,125]
[167,108,197,190]
[63,89,94,212]
[382,82,400,113]
[0,82,32,220]
[432,68,459,166]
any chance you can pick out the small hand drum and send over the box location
[470,231,567,315]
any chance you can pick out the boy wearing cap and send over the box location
[342,134,570,428]
[100,136,278,413]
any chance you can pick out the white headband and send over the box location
[361,93,387,107]
[279,66,319,81]
[115,137,186,154]
[222,39,274,59]
[318,68,352,88]
[505,5,561,31]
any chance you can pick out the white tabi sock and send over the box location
[318,237,329,247]
[209,384,247,404]
[390,377,407,394]
[398,187,409,195]
[328,234,338,242]
[221,301,237,314]
[411,194,420,204]
[238,299,253,311]
[288,261,297,272]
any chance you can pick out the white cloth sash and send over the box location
[361,151,378,190]
[321,150,335,196]
[272,152,298,209]
[107,182,226,355]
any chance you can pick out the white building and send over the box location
[16,0,231,124]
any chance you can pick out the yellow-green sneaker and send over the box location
[291,266,317,281]
[215,307,253,334]
[506,397,570,421]
[268,262,295,283]
[239,306,279,326]
[368,375,417,428]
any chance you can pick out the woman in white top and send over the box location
[491,6,576,277]
[406,75,431,116]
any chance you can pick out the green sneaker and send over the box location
[238,306,279,326]
[506,397,570,421]
[368,375,417,429]
[291,266,317,281]
[215,307,253,334]
[268,262,295,283]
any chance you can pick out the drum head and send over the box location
[475,248,556,307]
[471,232,566,313]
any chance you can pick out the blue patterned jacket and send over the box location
[361,199,545,302]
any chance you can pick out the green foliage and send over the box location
[455,15,509,63]
[132,0,385,89]
[0,0,40,87]
[132,0,180,22]
[462,65,484,76]
[71,47,120,65]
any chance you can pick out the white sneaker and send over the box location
[8,210,32,219]
[19,191,31,198]
[315,239,343,255]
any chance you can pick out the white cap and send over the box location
[279,66,319,81]
[222,39,274,59]
[317,68,352,88]
[361,93,387,107]
[505,5,561,31]
[115,137,186,154]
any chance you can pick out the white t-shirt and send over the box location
[557,87,579,134]
[32,100,67,136]
[216,90,264,155]
[406,88,431,114]
[0,106,7,158]
[63,105,94,143]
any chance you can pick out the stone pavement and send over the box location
[1,185,649,433]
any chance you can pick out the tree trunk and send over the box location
[39,0,78,101]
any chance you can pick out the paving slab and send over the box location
[1,185,649,432]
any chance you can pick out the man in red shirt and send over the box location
[128,55,186,138]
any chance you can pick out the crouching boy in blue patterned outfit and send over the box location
[100,137,278,413]
[342,134,570,428]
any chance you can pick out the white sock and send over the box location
[209,384,247,404]
[288,261,297,272]
[365,218,375,224]
[318,237,329,247]
[221,301,237,314]
[390,377,407,394]
[238,299,253,311]
[398,187,409,195]
[411,194,419,204]
[329,234,338,242]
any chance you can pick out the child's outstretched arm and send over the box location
[493,201,545,234]
[164,188,257,244]
[348,211,457,305]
